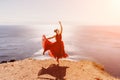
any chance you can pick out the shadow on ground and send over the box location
[38,64,69,80]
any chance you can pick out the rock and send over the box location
[9,59,16,62]
[0,61,7,64]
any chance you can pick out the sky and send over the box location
[0,0,120,25]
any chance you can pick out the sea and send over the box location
[0,24,120,78]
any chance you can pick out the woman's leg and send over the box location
[43,50,45,55]
[56,58,59,65]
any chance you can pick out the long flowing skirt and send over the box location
[42,35,68,59]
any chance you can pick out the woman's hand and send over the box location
[59,21,61,24]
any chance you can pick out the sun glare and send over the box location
[111,0,120,11]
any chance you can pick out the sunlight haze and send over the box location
[0,0,120,25]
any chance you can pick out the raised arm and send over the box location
[47,35,56,39]
[58,21,63,34]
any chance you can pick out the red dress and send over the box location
[42,34,68,59]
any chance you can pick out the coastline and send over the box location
[0,58,119,80]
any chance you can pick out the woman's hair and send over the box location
[54,29,59,33]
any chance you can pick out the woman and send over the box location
[42,21,68,64]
